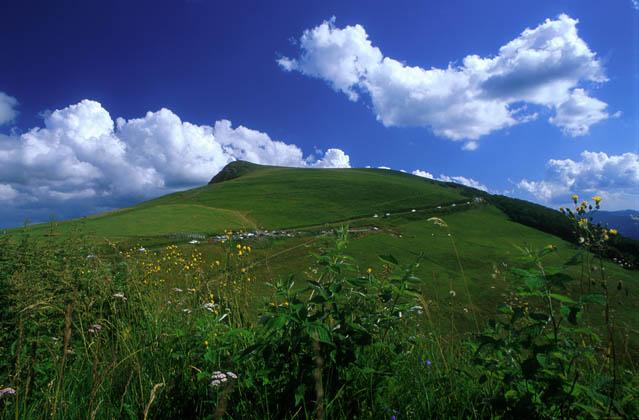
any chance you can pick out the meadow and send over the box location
[1,164,638,418]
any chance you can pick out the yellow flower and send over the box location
[215,260,220,266]
[609,228,618,236]
[592,195,602,205]
[236,244,242,250]
[204,340,208,347]
[367,267,373,274]
[571,194,579,203]
[578,218,588,227]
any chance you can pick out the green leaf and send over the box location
[505,389,518,400]
[294,384,306,406]
[511,268,544,290]
[549,293,576,304]
[378,254,399,265]
[265,314,289,331]
[305,322,332,345]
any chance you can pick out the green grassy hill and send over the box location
[13,160,637,327]
[4,161,638,418]
[20,161,471,237]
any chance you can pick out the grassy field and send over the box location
[18,164,467,237]
[2,162,638,418]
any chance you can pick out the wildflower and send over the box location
[463,307,469,313]
[367,267,373,274]
[592,195,602,205]
[204,340,209,348]
[409,305,423,315]
[113,292,127,301]
[173,288,183,293]
[203,303,217,312]
[419,356,432,367]
[138,247,147,253]
[215,260,220,266]
[0,387,16,397]
[578,218,588,227]
[236,244,241,250]
[449,290,456,297]
[578,237,585,244]
[571,194,579,203]
[210,371,237,387]
[609,228,618,236]
[183,309,192,314]
[88,324,102,334]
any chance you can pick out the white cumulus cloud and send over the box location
[0,99,350,226]
[279,14,611,148]
[411,169,488,191]
[0,92,19,126]
[517,151,639,209]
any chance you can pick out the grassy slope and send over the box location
[9,162,638,344]
[21,166,467,237]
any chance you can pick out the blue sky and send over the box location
[0,0,637,228]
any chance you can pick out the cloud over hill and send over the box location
[518,151,639,209]
[0,98,350,225]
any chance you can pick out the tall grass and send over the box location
[1,203,638,418]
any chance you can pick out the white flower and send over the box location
[0,387,16,397]
[449,290,456,297]
[172,288,183,293]
[113,293,127,301]
[88,324,102,334]
[138,247,147,253]
[203,303,217,312]
[210,380,221,387]
[226,371,238,379]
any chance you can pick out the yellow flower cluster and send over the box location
[235,243,251,257]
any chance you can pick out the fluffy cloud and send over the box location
[0,92,19,125]
[549,89,612,136]
[279,15,610,148]
[518,151,639,209]
[0,99,350,226]
[411,169,488,191]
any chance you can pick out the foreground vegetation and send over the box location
[1,197,637,418]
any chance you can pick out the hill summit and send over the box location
[208,160,262,184]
